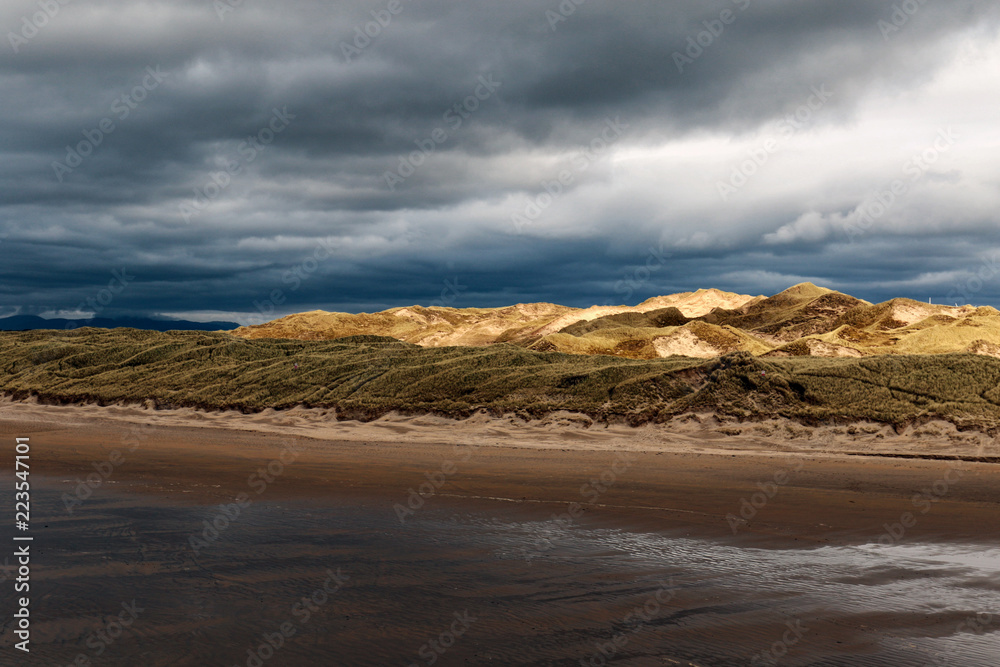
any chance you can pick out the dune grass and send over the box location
[3,328,1000,430]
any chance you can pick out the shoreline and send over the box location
[3,400,1000,548]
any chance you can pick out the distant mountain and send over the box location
[0,314,238,332]
[230,283,1000,360]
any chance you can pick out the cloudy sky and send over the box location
[2,0,999,324]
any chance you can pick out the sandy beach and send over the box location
[2,401,1000,665]
[4,399,1000,542]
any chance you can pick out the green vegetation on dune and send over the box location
[3,329,1000,430]
[0,329,699,421]
[679,353,1000,429]
[558,307,691,336]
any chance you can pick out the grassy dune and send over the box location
[3,328,1000,430]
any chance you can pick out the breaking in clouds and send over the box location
[2,0,999,324]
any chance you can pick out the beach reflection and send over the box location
[1,476,998,666]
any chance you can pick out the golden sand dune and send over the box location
[637,287,766,317]
[232,283,1000,359]
[236,302,576,347]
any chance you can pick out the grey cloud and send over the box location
[1,0,999,322]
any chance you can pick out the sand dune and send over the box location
[231,283,1000,360]
[7,327,1000,431]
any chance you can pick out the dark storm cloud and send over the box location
[1,0,998,322]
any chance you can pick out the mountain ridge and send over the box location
[0,314,240,332]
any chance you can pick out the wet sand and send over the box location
[1,402,1000,665]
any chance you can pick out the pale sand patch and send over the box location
[652,328,721,358]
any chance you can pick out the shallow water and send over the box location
[2,476,998,666]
